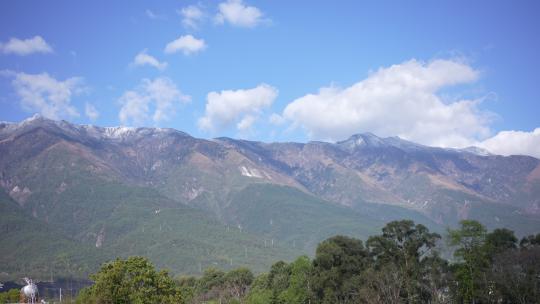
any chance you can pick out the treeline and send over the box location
[74,220,540,304]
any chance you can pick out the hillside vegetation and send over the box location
[74,220,540,304]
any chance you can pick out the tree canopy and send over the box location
[76,256,184,304]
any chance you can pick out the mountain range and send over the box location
[1,115,539,280]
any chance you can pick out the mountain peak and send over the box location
[23,113,46,122]
[15,113,67,130]
[338,132,384,147]
[337,132,391,149]
[0,115,192,142]
[337,132,431,152]
[347,132,379,140]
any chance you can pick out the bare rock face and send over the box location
[56,182,67,194]
[9,185,32,206]
[95,227,105,248]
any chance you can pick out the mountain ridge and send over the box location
[1,114,498,157]
[2,115,539,217]
[1,115,539,280]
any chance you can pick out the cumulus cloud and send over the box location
[179,5,204,29]
[215,0,267,28]
[85,102,100,121]
[131,50,168,70]
[3,71,83,119]
[118,77,191,126]
[0,36,53,55]
[198,84,278,132]
[282,59,492,147]
[478,129,540,159]
[164,35,206,55]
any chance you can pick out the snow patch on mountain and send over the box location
[239,166,272,179]
[456,146,492,156]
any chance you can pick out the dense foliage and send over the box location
[0,288,20,303]
[75,257,183,304]
[75,220,540,304]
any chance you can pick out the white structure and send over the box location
[21,277,38,304]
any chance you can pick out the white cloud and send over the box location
[478,129,540,159]
[85,102,100,121]
[164,35,206,55]
[269,113,285,125]
[282,59,492,147]
[145,9,165,20]
[118,77,191,126]
[4,71,83,119]
[179,5,204,29]
[215,0,267,28]
[198,84,278,132]
[131,50,168,71]
[0,36,53,55]
[237,115,257,131]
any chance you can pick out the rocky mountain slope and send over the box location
[1,115,539,279]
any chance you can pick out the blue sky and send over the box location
[1,0,539,157]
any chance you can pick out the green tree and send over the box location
[448,220,488,304]
[246,273,272,304]
[197,268,225,292]
[267,261,291,304]
[358,264,403,304]
[176,275,197,304]
[519,233,540,249]
[224,267,254,301]
[488,246,540,303]
[76,256,184,304]
[422,252,451,304]
[312,235,370,304]
[485,228,517,256]
[280,256,314,304]
[0,288,21,303]
[194,267,226,303]
[366,220,441,303]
